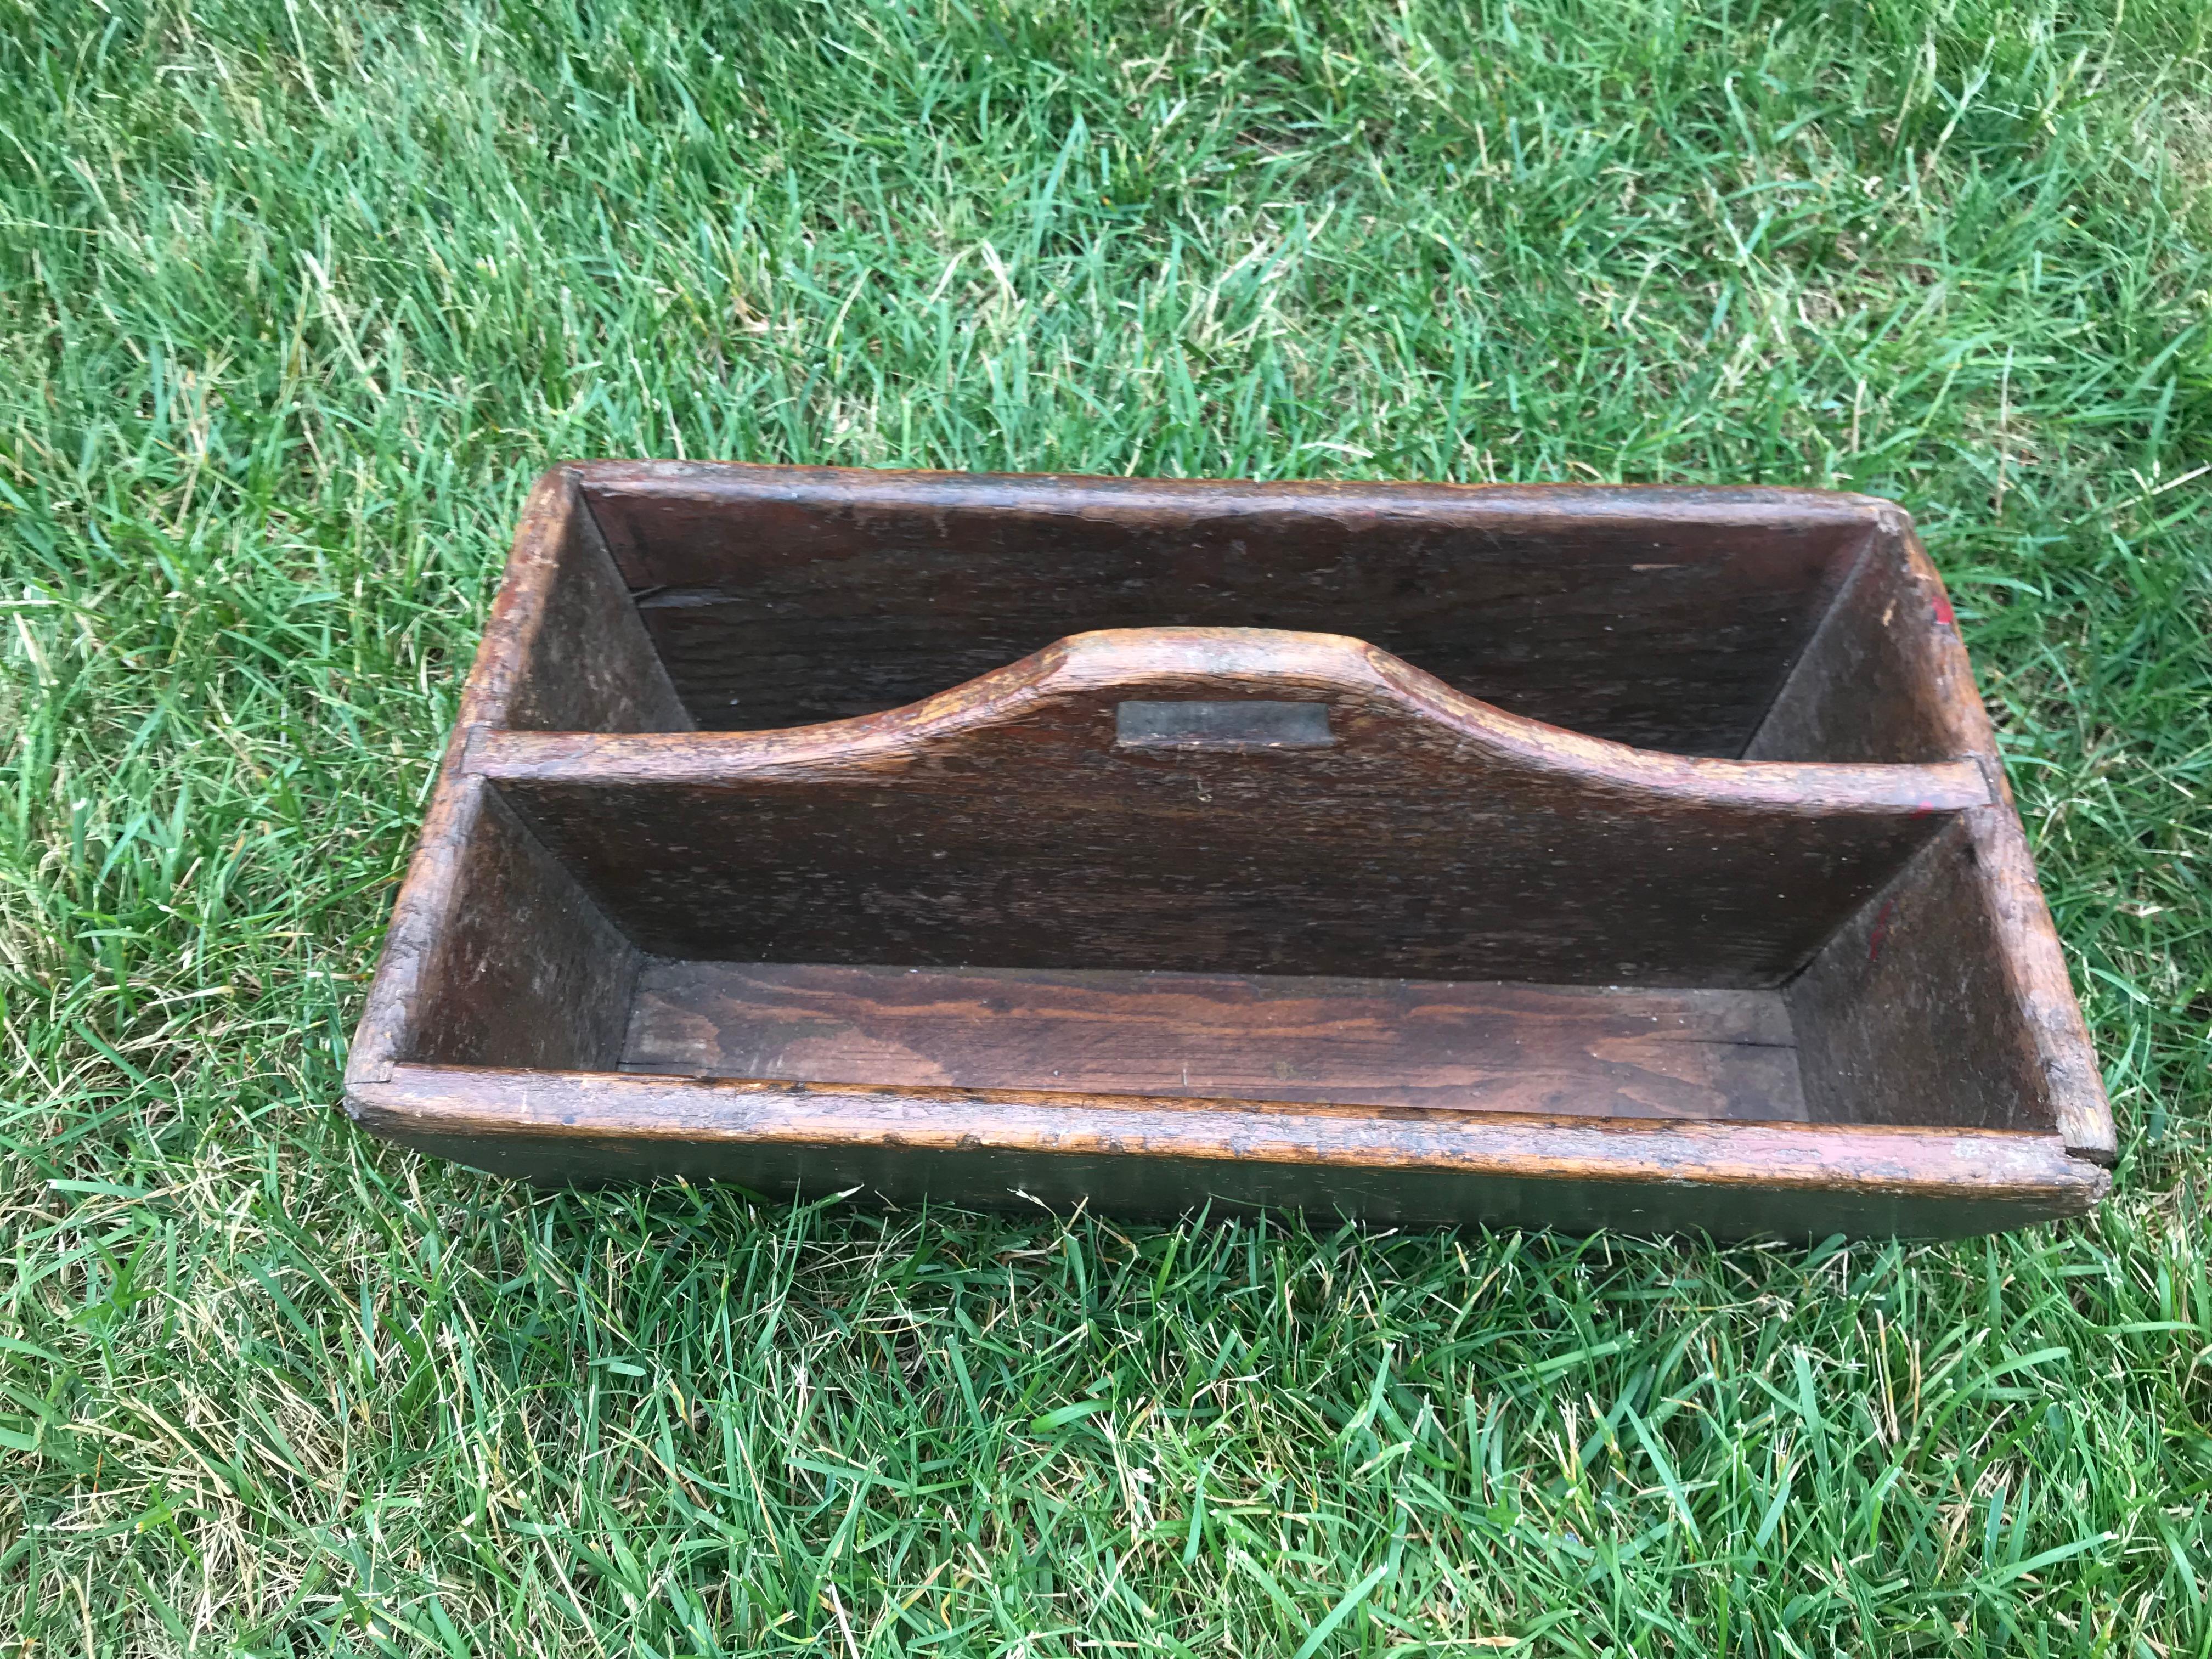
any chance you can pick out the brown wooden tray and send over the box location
[344,462,2113,1237]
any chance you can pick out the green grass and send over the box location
[3,0,2210,1651]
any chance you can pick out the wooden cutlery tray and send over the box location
[345,463,2111,1237]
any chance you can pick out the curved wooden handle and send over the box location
[473,625,1986,818]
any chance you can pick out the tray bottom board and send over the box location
[620,962,1809,1123]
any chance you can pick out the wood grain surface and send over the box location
[1789,821,2052,1133]
[622,962,1809,1121]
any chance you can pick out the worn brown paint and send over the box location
[344,462,2114,1236]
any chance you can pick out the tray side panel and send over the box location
[1745,521,1957,765]
[493,771,1962,984]
[622,962,1809,1121]
[486,771,1969,991]
[349,469,667,1091]
[1754,516,2113,1157]
[1788,821,2053,1133]
[579,465,1873,756]
[351,470,579,1086]
[350,1066,2108,1239]
[397,786,643,1072]
[506,474,692,735]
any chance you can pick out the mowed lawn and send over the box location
[4,0,2210,1652]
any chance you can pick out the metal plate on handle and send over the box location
[1115,701,1334,752]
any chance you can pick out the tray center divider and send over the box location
[467,625,1987,989]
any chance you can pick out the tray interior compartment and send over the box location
[402,697,2032,1137]
[536,467,1942,760]
[397,787,2048,1133]
[396,785,2056,1135]
[407,788,1818,1122]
